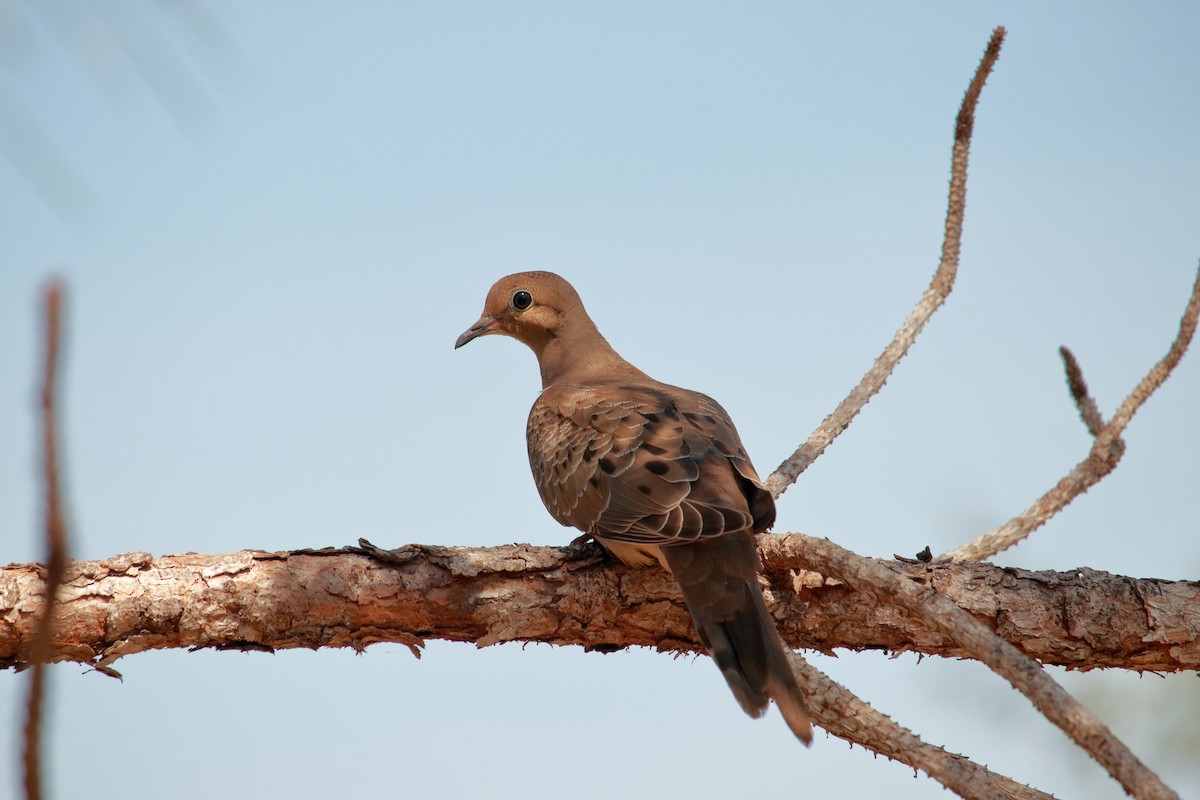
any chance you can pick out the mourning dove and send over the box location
[455,271,812,744]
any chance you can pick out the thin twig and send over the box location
[782,535,1180,800]
[1059,346,1107,435]
[23,280,69,800]
[767,26,1006,499]
[791,654,1056,800]
[941,265,1200,563]
[1105,267,1200,434]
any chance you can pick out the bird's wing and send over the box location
[527,383,774,544]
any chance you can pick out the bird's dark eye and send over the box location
[511,290,533,311]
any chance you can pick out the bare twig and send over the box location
[1105,267,1200,434]
[782,535,1180,800]
[1060,346,1108,435]
[767,26,1006,499]
[23,281,69,800]
[941,265,1200,563]
[793,656,1055,800]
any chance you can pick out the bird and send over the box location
[455,271,812,743]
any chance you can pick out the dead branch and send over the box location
[941,264,1200,563]
[782,536,1181,800]
[767,26,1006,498]
[1060,346,1109,436]
[1,542,1102,799]
[793,655,1055,800]
[3,539,1196,674]
[10,538,1194,798]
[756,26,1134,796]
[23,281,68,800]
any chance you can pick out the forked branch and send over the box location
[941,265,1200,563]
[773,536,1180,800]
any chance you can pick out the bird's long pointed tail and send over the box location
[660,533,813,744]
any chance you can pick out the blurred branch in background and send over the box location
[0,0,236,218]
[21,282,69,800]
[0,77,90,219]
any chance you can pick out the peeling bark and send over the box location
[2,535,1196,674]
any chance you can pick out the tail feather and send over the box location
[660,533,813,744]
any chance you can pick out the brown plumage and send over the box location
[455,271,812,743]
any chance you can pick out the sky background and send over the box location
[2,3,1199,798]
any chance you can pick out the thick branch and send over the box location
[783,536,1180,800]
[3,538,1196,674]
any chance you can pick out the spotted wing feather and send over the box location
[526,383,774,544]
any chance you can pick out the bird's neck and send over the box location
[533,317,649,388]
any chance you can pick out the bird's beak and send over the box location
[454,316,498,349]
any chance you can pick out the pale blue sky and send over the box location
[2,3,1198,798]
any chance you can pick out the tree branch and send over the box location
[4,538,1196,674]
[767,26,1006,497]
[794,656,1055,800]
[7,539,1138,798]
[754,27,1181,796]
[1060,346,1110,437]
[23,281,68,800]
[941,264,1200,563]
[759,28,1021,795]
[782,536,1181,800]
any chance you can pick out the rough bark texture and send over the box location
[2,534,1196,674]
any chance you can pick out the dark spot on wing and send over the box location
[599,458,616,474]
[638,485,652,494]
[582,446,597,462]
[641,442,668,456]
[645,460,670,476]
[588,476,601,488]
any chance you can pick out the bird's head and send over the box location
[454,271,585,353]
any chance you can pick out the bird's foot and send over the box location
[569,532,595,548]
[563,534,606,562]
